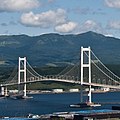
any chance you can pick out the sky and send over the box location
[0,0,120,38]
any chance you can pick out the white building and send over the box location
[85,88,94,92]
[69,89,79,92]
[101,87,110,92]
[9,89,19,93]
[53,89,63,93]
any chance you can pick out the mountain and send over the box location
[0,31,120,66]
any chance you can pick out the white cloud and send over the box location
[105,34,114,37]
[105,0,120,8]
[77,20,114,36]
[108,21,120,29]
[83,20,97,29]
[0,0,40,12]
[20,9,67,28]
[48,0,55,3]
[79,20,103,34]
[55,22,77,33]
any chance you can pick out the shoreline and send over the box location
[26,89,120,95]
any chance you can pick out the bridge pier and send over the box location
[88,85,92,103]
[80,85,83,102]
[4,86,8,96]
[1,86,8,96]
[1,86,4,96]
[23,83,26,97]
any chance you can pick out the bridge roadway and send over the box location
[1,78,80,87]
[82,82,120,89]
[1,77,120,90]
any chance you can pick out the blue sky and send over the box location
[0,0,120,38]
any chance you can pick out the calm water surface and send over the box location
[0,92,120,117]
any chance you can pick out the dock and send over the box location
[1,109,120,120]
[47,109,120,120]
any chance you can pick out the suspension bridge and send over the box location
[0,46,120,104]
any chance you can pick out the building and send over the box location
[53,89,63,93]
[69,89,79,92]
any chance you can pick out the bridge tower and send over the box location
[81,46,92,103]
[18,57,27,97]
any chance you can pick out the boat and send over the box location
[27,114,40,119]
[70,103,91,108]
[70,102,101,108]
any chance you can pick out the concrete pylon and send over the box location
[18,57,27,97]
[81,46,92,103]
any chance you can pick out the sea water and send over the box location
[0,92,119,117]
